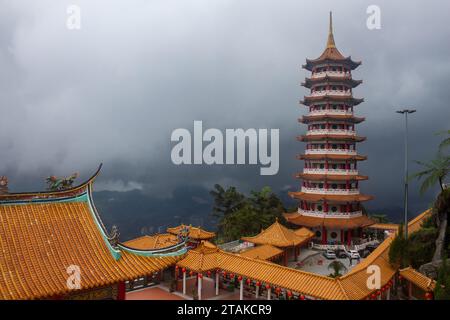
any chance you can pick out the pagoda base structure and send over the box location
[284,211,374,245]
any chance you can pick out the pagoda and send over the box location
[285,12,374,246]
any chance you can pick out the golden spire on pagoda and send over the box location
[327,11,336,49]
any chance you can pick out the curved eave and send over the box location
[288,191,374,202]
[295,173,368,181]
[298,135,366,142]
[0,164,103,203]
[300,95,364,106]
[302,77,362,89]
[298,154,367,161]
[302,57,362,71]
[299,115,365,124]
[284,212,375,229]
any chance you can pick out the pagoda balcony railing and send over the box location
[301,187,360,195]
[305,148,356,155]
[298,208,363,218]
[311,71,351,79]
[308,109,353,116]
[306,129,356,136]
[309,90,351,97]
[303,168,358,175]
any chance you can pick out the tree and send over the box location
[210,184,246,218]
[211,186,287,243]
[369,213,389,224]
[435,256,450,300]
[328,261,348,278]
[437,130,450,153]
[389,224,409,268]
[411,153,449,194]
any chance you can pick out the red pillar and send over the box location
[117,281,126,300]
[340,229,344,243]
[322,226,327,244]
[347,229,352,246]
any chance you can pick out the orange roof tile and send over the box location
[288,191,374,202]
[399,267,436,292]
[0,167,183,300]
[241,219,313,248]
[284,212,375,229]
[298,154,367,161]
[167,225,215,240]
[123,234,179,250]
[0,201,179,300]
[296,173,368,181]
[239,244,283,261]
[298,134,366,142]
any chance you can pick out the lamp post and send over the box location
[396,109,416,239]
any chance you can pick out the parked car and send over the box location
[323,249,336,259]
[345,250,361,259]
[335,249,347,259]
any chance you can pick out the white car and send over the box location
[346,250,361,259]
[323,250,336,259]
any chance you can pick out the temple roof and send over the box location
[283,212,376,229]
[177,209,431,300]
[239,244,284,261]
[298,154,367,161]
[299,114,365,124]
[241,219,313,247]
[0,166,184,300]
[301,95,364,106]
[167,224,215,240]
[288,191,374,202]
[295,173,368,181]
[123,233,179,250]
[399,267,436,292]
[298,134,366,143]
[302,76,362,89]
[302,12,361,71]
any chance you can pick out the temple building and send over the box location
[285,12,374,245]
[0,165,187,300]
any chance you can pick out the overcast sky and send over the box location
[0,0,449,216]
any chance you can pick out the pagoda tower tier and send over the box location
[285,12,374,246]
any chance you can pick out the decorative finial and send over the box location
[0,176,8,194]
[327,11,336,49]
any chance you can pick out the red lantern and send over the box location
[371,293,376,299]
[175,265,179,271]
[222,271,227,276]
[398,275,403,280]
[189,271,194,276]
[182,267,186,273]
[230,273,235,279]
[425,292,433,300]
[265,284,271,290]
[287,291,292,297]
[238,276,243,281]
[207,271,211,277]
[246,278,251,285]
[276,287,281,293]
[299,294,305,300]
[256,281,261,287]
[198,273,203,279]
[377,290,381,296]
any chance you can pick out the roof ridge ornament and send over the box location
[0,176,8,194]
[107,225,120,248]
[327,11,336,49]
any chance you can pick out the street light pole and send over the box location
[396,109,416,239]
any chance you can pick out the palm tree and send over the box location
[411,153,449,194]
[437,130,450,153]
[327,260,348,278]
